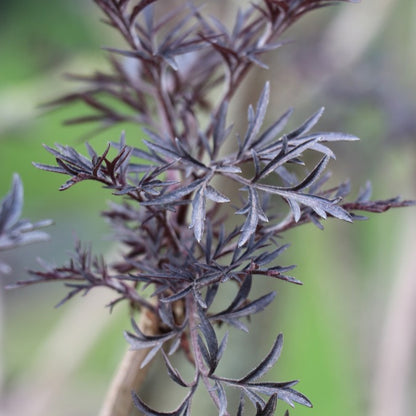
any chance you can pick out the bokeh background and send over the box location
[1,1,415,415]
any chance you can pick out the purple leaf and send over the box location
[239,334,283,382]
[0,174,23,232]
[142,178,205,206]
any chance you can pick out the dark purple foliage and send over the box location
[0,174,51,274]
[9,0,415,415]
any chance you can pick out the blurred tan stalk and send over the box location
[99,307,159,416]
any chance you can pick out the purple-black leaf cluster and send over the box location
[0,174,51,274]
[13,0,415,415]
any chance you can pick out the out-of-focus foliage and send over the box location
[0,174,51,274]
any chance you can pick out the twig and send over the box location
[99,306,160,416]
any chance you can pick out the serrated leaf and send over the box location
[141,343,163,368]
[254,138,318,182]
[197,333,211,368]
[238,205,258,247]
[357,181,372,202]
[255,244,290,266]
[215,165,242,173]
[335,180,351,199]
[252,107,294,149]
[237,393,245,416]
[243,387,266,408]
[213,101,229,156]
[240,82,270,155]
[159,285,193,303]
[0,174,23,232]
[299,131,360,143]
[142,178,205,206]
[277,388,313,408]
[237,188,268,247]
[8,230,50,247]
[129,0,158,25]
[144,139,181,161]
[255,394,277,416]
[132,391,189,416]
[288,155,330,192]
[240,334,283,382]
[255,184,352,222]
[193,285,207,309]
[190,186,206,242]
[217,331,229,363]
[286,107,324,140]
[162,350,189,387]
[206,185,230,203]
[215,292,276,323]
[175,138,207,169]
[124,318,175,350]
[202,222,213,264]
[310,142,335,159]
[224,274,252,312]
[158,302,176,329]
[198,306,219,373]
[251,149,261,178]
[214,380,228,416]
[32,162,67,174]
[247,53,269,69]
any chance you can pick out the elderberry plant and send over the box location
[9,1,414,415]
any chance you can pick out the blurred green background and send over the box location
[1,1,415,415]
